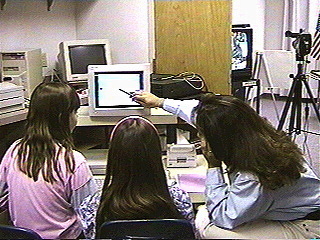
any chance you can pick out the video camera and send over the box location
[285,29,312,61]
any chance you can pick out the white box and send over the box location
[167,144,197,168]
[1,49,42,98]
[0,82,25,115]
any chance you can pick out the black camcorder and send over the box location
[285,30,312,60]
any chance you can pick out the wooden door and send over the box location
[154,0,231,94]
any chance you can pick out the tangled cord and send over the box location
[159,72,206,90]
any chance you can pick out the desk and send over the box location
[0,106,177,127]
[166,155,207,203]
[82,149,208,203]
[77,106,177,126]
[0,106,180,151]
[77,106,179,145]
[0,109,28,126]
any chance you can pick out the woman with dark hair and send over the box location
[78,116,195,239]
[0,82,97,239]
[133,92,320,239]
[195,94,305,189]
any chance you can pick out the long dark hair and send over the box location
[96,116,182,230]
[15,82,80,183]
[195,93,305,189]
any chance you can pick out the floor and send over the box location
[251,94,320,177]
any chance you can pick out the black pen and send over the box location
[119,88,135,98]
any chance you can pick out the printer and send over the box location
[0,82,25,116]
[167,144,197,168]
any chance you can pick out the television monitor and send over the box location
[58,39,112,82]
[231,27,253,79]
[88,63,151,117]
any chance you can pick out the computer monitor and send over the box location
[231,27,253,75]
[88,63,151,117]
[58,39,112,82]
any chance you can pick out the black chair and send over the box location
[0,224,42,239]
[97,219,195,240]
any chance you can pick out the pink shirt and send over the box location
[0,141,93,239]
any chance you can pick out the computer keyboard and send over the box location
[93,174,175,191]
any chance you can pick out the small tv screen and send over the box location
[231,28,253,72]
[69,44,107,74]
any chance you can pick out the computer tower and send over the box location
[1,49,43,98]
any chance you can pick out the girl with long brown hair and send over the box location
[0,82,97,239]
[78,116,195,239]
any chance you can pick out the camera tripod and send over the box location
[277,60,320,134]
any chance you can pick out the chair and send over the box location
[0,224,42,239]
[97,219,195,240]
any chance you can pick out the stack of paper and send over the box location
[177,173,206,193]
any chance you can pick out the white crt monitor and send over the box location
[58,39,112,82]
[88,63,151,117]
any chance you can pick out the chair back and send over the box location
[0,224,42,239]
[97,219,195,240]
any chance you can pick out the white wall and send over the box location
[264,0,286,50]
[233,0,320,51]
[309,0,320,34]
[1,1,317,77]
[0,0,153,77]
[233,0,320,94]
[0,0,77,75]
[232,0,265,52]
[75,0,152,65]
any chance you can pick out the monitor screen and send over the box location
[58,39,112,82]
[95,71,143,108]
[88,63,151,117]
[231,28,253,72]
[69,45,107,74]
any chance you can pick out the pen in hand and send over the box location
[119,88,136,98]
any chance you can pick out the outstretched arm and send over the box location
[133,92,165,108]
[133,92,200,126]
